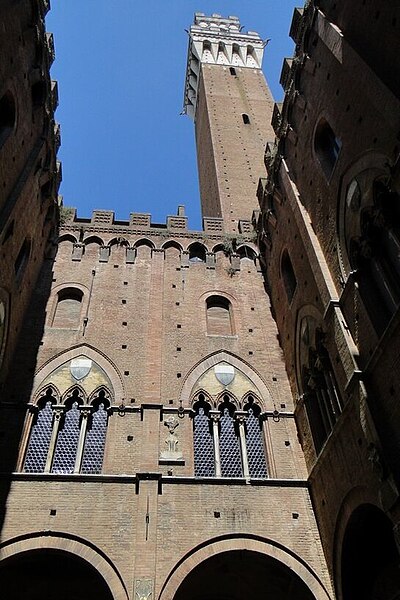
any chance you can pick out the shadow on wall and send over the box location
[0,253,56,542]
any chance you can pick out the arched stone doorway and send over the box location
[0,548,114,600]
[341,504,400,600]
[173,549,316,600]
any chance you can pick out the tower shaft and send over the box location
[184,13,275,232]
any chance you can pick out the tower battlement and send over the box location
[184,13,265,118]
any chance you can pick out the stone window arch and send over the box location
[206,295,234,335]
[23,386,110,474]
[314,117,341,179]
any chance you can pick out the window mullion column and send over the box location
[17,404,37,472]
[45,405,63,473]
[74,406,91,473]
[209,410,221,477]
[235,411,250,479]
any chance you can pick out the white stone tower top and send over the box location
[184,13,266,118]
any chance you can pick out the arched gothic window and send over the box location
[193,396,214,477]
[244,398,268,478]
[52,392,81,474]
[192,393,267,478]
[23,387,110,474]
[219,398,242,477]
[81,391,109,474]
[24,389,55,473]
[350,180,400,335]
[301,330,343,454]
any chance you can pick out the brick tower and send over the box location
[0,9,333,600]
[184,13,275,233]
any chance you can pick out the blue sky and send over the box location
[47,1,299,230]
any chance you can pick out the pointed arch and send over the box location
[32,344,125,402]
[242,391,262,410]
[23,347,120,475]
[191,389,214,408]
[61,384,86,404]
[88,386,112,407]
[216,390,239,408]
[33,384,60,405]
[179,351,274,411]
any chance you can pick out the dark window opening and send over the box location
[188,242,206,263]
[31,81,46,108]
[14,239,31,280]
[281,250,297,302]
[303,337,343,455]
[0,91,16,148]
[242,113,250,125]
[229,67,236,76]
[314,118,341,178]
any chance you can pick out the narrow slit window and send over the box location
[242,113,250,125]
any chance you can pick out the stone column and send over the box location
[74,406,91,473]
[209,410,221,477]
[235,410,250,479]
[44,405,63,473]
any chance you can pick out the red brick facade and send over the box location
[2,3,399,599]
[257,1,400,598]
